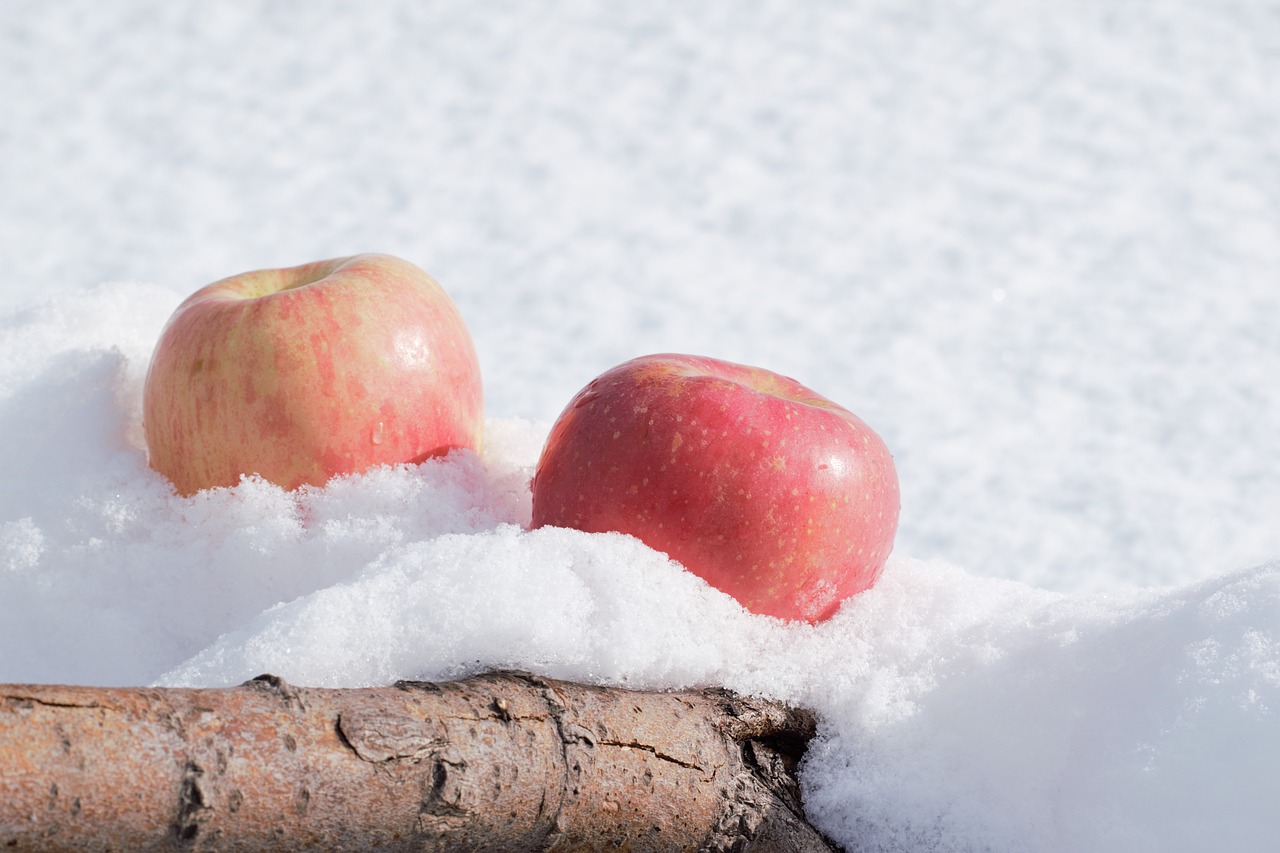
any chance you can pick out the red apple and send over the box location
[531,354,899,623]
[143,254,483,495]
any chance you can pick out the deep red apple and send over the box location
[531,354,899,622]
[143,253,483,495]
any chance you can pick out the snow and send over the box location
[3,2,1279,851]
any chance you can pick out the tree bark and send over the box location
[1,671,837,852]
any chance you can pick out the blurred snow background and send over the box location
[2,2,1278,851]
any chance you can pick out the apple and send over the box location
[530,354,899,623]
[143,253,483,495]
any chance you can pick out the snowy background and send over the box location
[2,2,1279,851]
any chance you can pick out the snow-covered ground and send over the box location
[3,3,1278,851]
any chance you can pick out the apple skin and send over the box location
[143,254,483,495]
[530,354,899,623]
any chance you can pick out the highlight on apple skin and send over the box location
[530,353,900,623]
[142,253,483,495]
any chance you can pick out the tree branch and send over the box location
[1,671,837,852]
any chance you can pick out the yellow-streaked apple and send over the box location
[143,254,482,494]
[531,353,899,622]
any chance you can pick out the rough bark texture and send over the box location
[0,671,837,852]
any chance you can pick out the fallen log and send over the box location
[1,670,837,852]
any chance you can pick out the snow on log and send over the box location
[0,670,837,852]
